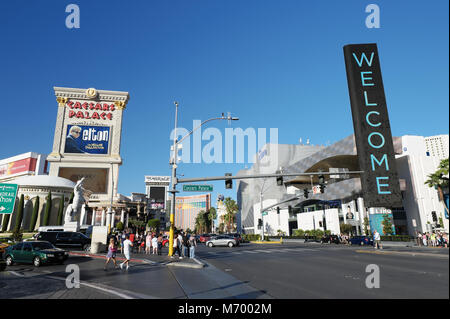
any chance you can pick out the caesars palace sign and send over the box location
[47,87,129,197]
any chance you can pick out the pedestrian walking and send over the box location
[157,233,163,255]
[373,230,382,249]
[182,232,190,258]
[177,232,184,259]
[145,232,152,254]
[120,234,133,270]
[189,233,197,259]
[152,235,158,254]
[120,231,126,253]
[422,233,428,246]
[104,238,118,270]
[417,232,422,246]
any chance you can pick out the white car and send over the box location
[206,235,238,248]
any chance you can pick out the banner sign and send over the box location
[0,184,18,214]
[0,157,37,178]
[343,43,402,207]
[64,125,110,155]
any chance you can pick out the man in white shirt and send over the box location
[120,234,133,270]
[373,230,382,249]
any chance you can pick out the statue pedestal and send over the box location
[63,221,80,232]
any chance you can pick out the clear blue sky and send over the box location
[0,0,448,205]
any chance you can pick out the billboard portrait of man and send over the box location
[64,125,85,153]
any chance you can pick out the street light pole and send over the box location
[168,102,179,257]
[260,178,267,241]
[167,102,238,256]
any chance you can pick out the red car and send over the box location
[199,233,212,243]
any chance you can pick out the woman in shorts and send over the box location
[104,238,118,270]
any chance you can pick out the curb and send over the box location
[166,257,205,269]
[355,249,449,258]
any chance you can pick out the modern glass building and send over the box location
[175,194,211,231]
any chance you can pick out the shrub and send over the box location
[29,196,40,231]
[293,229,305,237]
[14,194,25,233]
[116,221,124,231]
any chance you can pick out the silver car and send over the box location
[206,235,238,248]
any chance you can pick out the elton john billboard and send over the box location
[64,125,110,155]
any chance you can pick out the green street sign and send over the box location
[0,183,18,214]
[183,184,213,192]
[262,211,268,216]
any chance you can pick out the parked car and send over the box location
[4,241,69,267]
[320,235,341,244]
[349,236,374,246]
[206,235,238,248]
[35,231,91,251]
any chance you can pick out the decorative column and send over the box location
[91,208,96,226]
[80,204,87,226]
[120,209,125,223]
[48,97,68,159]
[101,209,106,226]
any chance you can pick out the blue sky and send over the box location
[0,0,448,206]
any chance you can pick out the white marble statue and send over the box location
[64,177,86,224]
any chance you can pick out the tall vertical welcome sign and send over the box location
[343,43,402,207]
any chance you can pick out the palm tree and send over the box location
[224,197,238,233]
[195,211,206,234]
[425,158,449,215]
[208,207,217,233]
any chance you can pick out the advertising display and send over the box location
[0,157,37,178]
[343,43,402,207]
[149,186,166,209]
[64,125,110,155]
[369,212,396,236]
[59,167,108,193]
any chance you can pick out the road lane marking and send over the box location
[356,250,449,258]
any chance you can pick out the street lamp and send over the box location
[168,102,239,256]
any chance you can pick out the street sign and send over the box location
[0,183,18,214]
[262,211,268,216]
[182,184,213,192]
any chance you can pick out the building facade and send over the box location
[0,152,48,183]
[237,134,449,237]
[175,194,211,231]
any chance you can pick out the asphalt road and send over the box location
[195,242,449,299]
[1,242,448,299]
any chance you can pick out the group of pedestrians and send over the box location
[416,231,448,247]
[103,229,166,271]
[171,231,197,259]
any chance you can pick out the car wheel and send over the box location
[208,242,213,247]
[33,257,41,267]
[83,244,91,252]
[228,242,234,248]
[5,255,13,266]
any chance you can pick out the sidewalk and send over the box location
[68,250,205,269]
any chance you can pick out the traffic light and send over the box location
[276,207,280,214]
[318,174,325,193]
[303,189,309,199]
[225,173,232,189]
[276,170,283,186]
[258,218,263,228]
[288,205,292,215]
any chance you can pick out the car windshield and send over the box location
[32,242,55,250]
